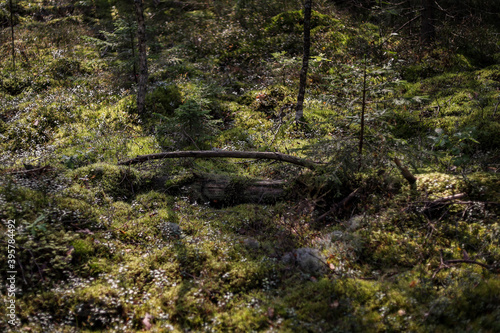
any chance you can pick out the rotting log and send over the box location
[118,150,318,170]
[189,173,286,205]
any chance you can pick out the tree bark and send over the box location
[420,0,435,46]
[358,57,367,170]
[129,23,138,83]
[134,0,148,114]
[9,0,16,74]
[394,158,417,185]
[118,150,318,170]
[295,0,312,122]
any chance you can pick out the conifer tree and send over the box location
[295,0,312,122]
[134,0,148,114]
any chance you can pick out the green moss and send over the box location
[146,84,183,116]
[69,163,145,200]
[266,10,333,35]
[72,238,95,262]
[467,172,500,203]
[416,173,466,199]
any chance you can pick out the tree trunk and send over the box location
[134,0,148,114]
[118,150,319,170]
[295,0,312,122]
[420,0,435,46]
[358,57,367,170]
[129,23,138,83]
[9,0,15,74]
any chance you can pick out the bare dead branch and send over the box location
[4,166,52,176]
[118,150,318,170]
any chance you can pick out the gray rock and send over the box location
[345,215,365,231]
[242,237,260,250]
[159,222,181,239]
[282,248,327,275]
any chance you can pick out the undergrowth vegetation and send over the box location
[0,0,499,332]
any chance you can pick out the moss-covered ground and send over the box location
[1,1,499,332]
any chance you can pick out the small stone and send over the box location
[242,237,260,250]
[282,248,327,275]
[159,222,181,239]
[345,215,365,231]
[295,248,326,274]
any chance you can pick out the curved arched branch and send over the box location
[118,150,318,170]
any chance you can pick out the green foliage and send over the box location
[155,97,221,149]
[145,83,182,116]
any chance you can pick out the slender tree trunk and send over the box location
[295,0,312,122]
[134,0,148,114]
[421,0,435,46]
[358,57,367,170]
[9,0,16,74]
[129,23,138,83]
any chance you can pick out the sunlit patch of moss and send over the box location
[232,104,272,131]
[431,90,476,116]
[362,230,424,268]
[87,258,113,276]
[416,172,466,199]
[212,306,267,332]
[126,136,162,157]
[213,127,255,150]
[61,183,104,208]
[72,238,96,263]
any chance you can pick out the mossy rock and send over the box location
[69,163,146,201]
[416,173,467,200]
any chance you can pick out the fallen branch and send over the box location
[4,165,52,176]
[432,259,494,279]
[428,193,467,203]
[444,259,492,270]
[393,158,416,185]
[418,193,467,215]
[432,250,495,279]
[118,150,318,170]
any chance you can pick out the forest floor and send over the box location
[1,1,499,332]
